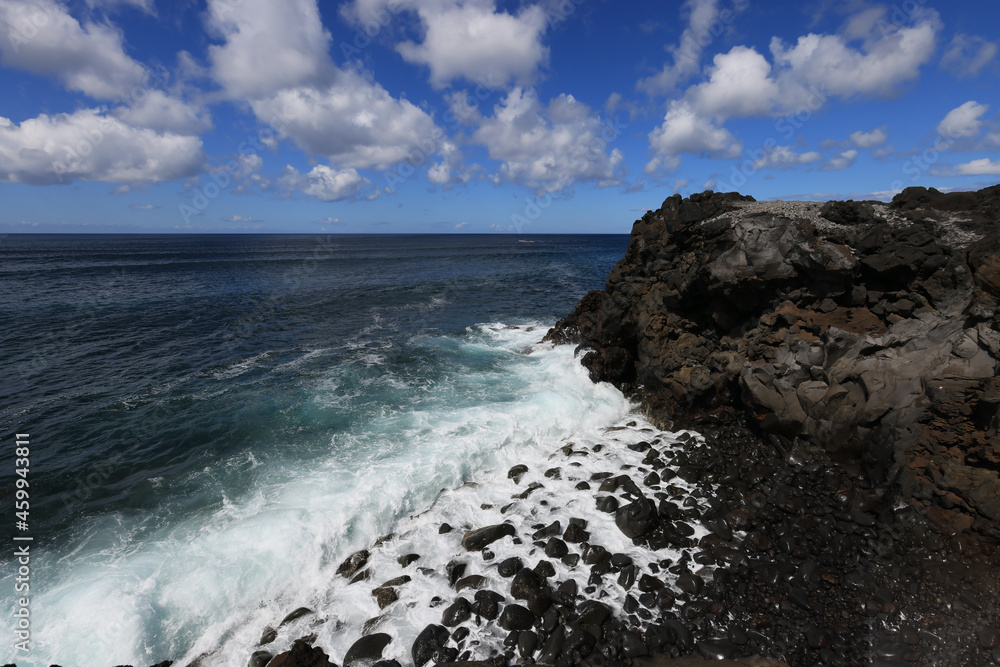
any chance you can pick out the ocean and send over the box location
[0,233,698,666]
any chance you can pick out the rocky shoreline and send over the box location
[21,186,1000,667]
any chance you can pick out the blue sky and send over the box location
[0,0,998,233]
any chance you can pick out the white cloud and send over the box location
[129,203,158,209]
[463,88,626,191]
[648,101,742,163]
[279,165,372,201]
[954,158,1000,176]
[689,46,780,118]
[937,101,989,139]
[0,109,205,185]
[206,0,334,99]
[752,146,822,170]
[941,34,997,78]
[638,0,723,95]
[394,0,549,89]
[824,148,858,171]
[116,89,212,135]
[0,0,148,99]
[850,126,888,148]
[251,72,440,170]
[769,8,940,103]
[645,6,940,165]
[206,0,444,177]
[428,162,451,185]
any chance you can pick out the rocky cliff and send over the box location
[547,186,1000,542]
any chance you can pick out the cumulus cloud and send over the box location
[824,148,859,171]
[462,88,625,191]
[937,101,989,139]
[646,5,940,166]
[206,0,334,99]
[954,158,1000,176]
[648,101,741,163]
[115,89,212,135]
[206,0,444,187]
[850,126,888,148]
[751,146,822,170]
[343,0,550,89]
[250,72,440,170]
[941,34,997,78]
[279,165,373,201]
[768,8,940,104]
[0,0,148,99]
[0,109,205,185]
[395,0,549,88]
[689,46,780,118]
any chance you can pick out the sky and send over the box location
[0,0,998,233]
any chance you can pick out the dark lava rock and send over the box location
[259,626,277,645]
[412,624,450,667]
[676,572,704,596]
[455,575,487,592]
[563,523,589,543]
[343,633,392,667]
[438,523,452,534]
[510,568,542,599]
[518,629,538,658]
[596,496,619,513]
[533,560,556,578]
[446,561,466,586]
[508,464,529,483]
[498,604,535,631]
[497,556,523,577]
[544,538,569,558]
[527,589,551,616]
[337,551,369,578]
[462,524,515,551]
[696,638,739,660]
[371,587,398,609]
[397,553,420,568]
[532,521,561,540]
[471,589,503,620]
[268,640,336,667]
[615,495,657,538]
[441,598,471,626]
[249,651,273,667]
[279,608,313,626]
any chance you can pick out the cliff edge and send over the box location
[547,186,1000,542]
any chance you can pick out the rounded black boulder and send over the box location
[441,598,471,627]
[268,640,336,667]
[544,538,568,559]
[412,624,450,667]
[344,633,392,667]
[498,603,535,631]
[510,567,543,600]
[497,556,523,577]
[462,524,515,551]
[615,495,657,539]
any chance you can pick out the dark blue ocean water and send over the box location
[0,234,631,666]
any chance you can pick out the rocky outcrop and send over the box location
[547,186,1000,542]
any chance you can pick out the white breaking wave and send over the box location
[11,323,705,667]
